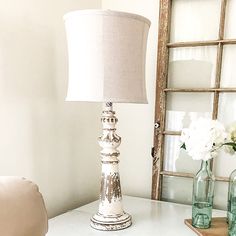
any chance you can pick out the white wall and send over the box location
[102,0,159,198]
[0,0,102,218]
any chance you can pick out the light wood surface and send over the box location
[152,0,172,201]
[185,217,228,236]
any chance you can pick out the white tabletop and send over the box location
[47,196,226,236]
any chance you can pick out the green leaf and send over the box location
[224,142,236,146]
[223,142,236,152]
[180,143,186,150]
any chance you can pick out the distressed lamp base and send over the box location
[91,102,132,231]
[91,212,132,231]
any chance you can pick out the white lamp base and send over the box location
[90,102,132,231]
[91,212,132,231]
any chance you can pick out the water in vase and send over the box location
[192,202,212,228]
[228,197,236,236]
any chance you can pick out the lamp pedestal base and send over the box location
[91,212,132,231]
[90,102,132,231]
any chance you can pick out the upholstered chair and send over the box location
[0,176,48,236]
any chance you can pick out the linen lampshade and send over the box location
[64,10,150,103]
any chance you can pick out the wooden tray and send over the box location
[184,217,228,236]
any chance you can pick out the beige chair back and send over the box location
[0,176,48,236]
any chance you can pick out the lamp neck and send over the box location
[104,102,113,112]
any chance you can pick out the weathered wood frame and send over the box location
[152,0,235,200]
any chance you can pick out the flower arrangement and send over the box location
[180,117,229,161]
[180,117,236,230]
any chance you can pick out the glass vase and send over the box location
[192,160,215,229]
[228,169,236,236]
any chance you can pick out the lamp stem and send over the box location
[104,102,113,110]
[90,102,132,231]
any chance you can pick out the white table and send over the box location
[47,196,226,236]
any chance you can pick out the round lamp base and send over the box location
[90,212,132,231]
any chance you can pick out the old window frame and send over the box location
[152,0,236,200]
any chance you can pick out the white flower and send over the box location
[224,122,236,155]
[228,122,236,142]
[180,117,227,161]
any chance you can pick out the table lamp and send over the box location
[64,9,150,231]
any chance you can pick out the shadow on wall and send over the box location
[0,17,101,217]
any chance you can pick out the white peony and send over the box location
[228,122,236,142]
[180,117,227,161]
[224,122,236,155]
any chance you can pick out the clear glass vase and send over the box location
[192,160,215,229]
[228,169,236,236]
